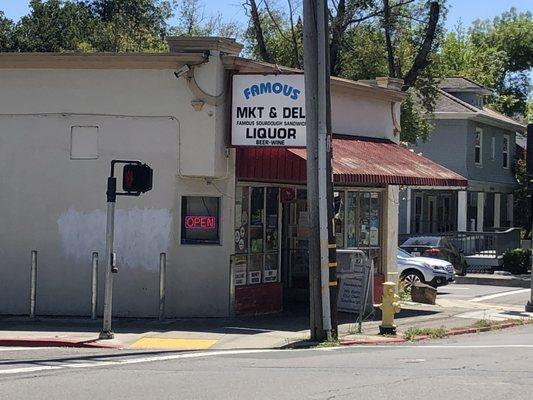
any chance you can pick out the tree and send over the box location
[15,0,97,52]
[9,0,175,53]
[170,0,241,38]
[437,8,533,119]
[90,0,172,52]
[243,0,446,143]
[0,11,16,51]
[244,1,303,68]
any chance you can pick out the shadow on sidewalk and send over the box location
[0,302,441,337]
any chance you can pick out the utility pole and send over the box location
[526,124,533,312]
[303,0,336,341]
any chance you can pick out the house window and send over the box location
[474,128,482,165]
[181,196,220,245]
[491,136,495,160]
[503,135,510,169]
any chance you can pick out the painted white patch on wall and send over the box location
[57,207,172,270]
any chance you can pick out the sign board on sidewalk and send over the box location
[231,74,306,147]
[336,250,373,315]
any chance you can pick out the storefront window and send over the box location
[248,254,263,284]
[234,185,281,286]
[234,186,249,254]
[334,192,344,247]
[346,192,357,247]
[265,188,279,251]
[368,192,380,246]
[264,253,278,283]
[250,187,264,252]
[181,196,220,245]
[339,190,381,249]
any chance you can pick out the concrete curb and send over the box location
[340,320,529,346]
[340,337,406,345]
[455,276,530,288]
[0,338,123,349]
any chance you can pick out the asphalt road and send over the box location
[0,324,532,400]
[439,283,531,306]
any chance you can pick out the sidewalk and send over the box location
[0,314,310,350]
[2,297,531,350]
[455,273,531,288]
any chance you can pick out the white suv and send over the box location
[397,248,455,291]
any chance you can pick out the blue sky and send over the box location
[1,0,531,29]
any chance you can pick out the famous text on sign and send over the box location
[231,74,306,147]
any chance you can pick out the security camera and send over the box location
[174,64,190,79]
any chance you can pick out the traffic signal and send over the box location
[122,163,153,193]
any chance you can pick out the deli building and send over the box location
[0,37,466,318]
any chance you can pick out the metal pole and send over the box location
[30,250,37,319]
[91,252,98,320]
[527,193,533,312]
[159,252,166,320]
[526,124,533,312]
[100,177,117,339]
[229,255,236,318]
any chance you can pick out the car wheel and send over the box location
[400,270,425,292]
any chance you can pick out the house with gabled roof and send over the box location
[399,77,526,235]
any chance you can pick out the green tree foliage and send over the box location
[171,0,241,37]
[437,8,533,118]
[243,0,447,144]
[0,0,241,53]
[244,8,303,69]
[15,0,97,52]
[0,11,16,51]
[90,0,172,52]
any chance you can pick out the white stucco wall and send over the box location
[0,64,235,317]
[331,87,398,141]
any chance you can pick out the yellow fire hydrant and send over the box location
[379,281,401,335]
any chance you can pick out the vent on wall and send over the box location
[70,126,99,159]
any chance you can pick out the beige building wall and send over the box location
[0,60,235,317]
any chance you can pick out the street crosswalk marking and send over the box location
[131,337,217,350]
[0,347,52,351]
[470,289,530,303]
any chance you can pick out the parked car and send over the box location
[400,236,467,276]
[397,248,455,291]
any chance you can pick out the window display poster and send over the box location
[234,256,247,286]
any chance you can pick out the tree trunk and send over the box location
[247,0,274,64]
[329,0,346,76]
[402,1,440,90]
[383,0,397,78]
[287,0,301,69]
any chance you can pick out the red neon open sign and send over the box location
[184,216,216,229]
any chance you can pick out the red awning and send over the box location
[236,135,467,187]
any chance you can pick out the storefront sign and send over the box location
[248,271,262,284]
[232,74,306,147]
[181,196,220,245]
[336,250,373,314]
[184,215,216,229]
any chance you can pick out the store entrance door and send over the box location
[280,188,310,307]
